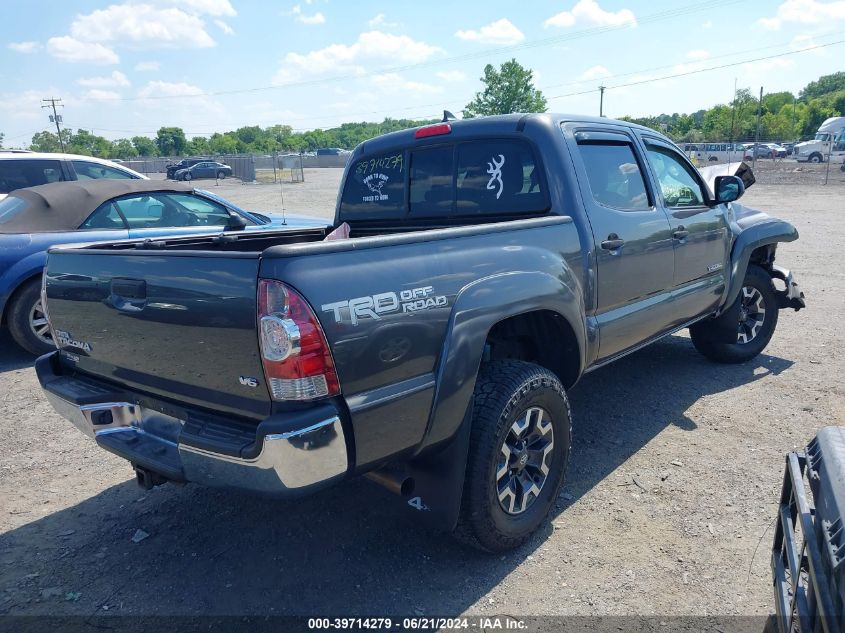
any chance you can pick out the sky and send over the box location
[2,0,844,146]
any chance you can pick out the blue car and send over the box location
[0,179,329,355]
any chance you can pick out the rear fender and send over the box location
[393,270,586,531]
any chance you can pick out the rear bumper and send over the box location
[36,352,349,497]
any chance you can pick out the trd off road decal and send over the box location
[322,286,448,326]
[486,154,505,199]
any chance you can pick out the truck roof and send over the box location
[818,117,845,133]
[357,113,656,155]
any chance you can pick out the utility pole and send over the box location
[752,86,763,172]
[599,85,605,117]
[41,97,65,152]
[729,78,737,163]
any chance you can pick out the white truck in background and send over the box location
[794,116,845,163]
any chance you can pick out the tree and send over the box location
[132,136,158,156]
[113,138,138,158]
[155,126,187,156]
[186,136,211,156]
[0,132,4,149]
[800,72,845,100]
[30,130,64,152]
[463,59,547,118]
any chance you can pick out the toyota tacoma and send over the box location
[37,114,805,551]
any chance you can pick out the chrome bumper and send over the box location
[38,356,349,496]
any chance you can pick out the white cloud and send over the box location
[77,71,131,87]
[138,80,205,99]
[169,0,236,16]
[8,41,41,54]
[274,31,442,83]
[702,20,713,28]
[687,49,710,60]
[214,19,234,34]
[436,70,467,82]
[759,0,845,29]
[455,18,525,45]
[70,4,217,48]
[545,0,636,28]
[82,89,122,101]
[47,36,120,64]
[370,73,442,95]
[134,61,160,71]
[579,65,612,80]
[369,13,398,29]
[291,4,326,24]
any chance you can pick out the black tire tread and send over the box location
[455,360,571,552]
[691,265,779,364]
[7,278,51,356]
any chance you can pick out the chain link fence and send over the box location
[121,152,350,184]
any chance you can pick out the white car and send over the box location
[0,151,147,201]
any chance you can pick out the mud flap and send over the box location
[397,401,473,532]
[689,296,743,344]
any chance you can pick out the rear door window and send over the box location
[0,159,65,193]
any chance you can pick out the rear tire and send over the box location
[690,265,779,364]
[455,360,571,552]
[7,278,54,356]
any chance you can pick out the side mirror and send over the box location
[226,214,248,231]
[713,175,745,204]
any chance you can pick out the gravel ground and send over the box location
[1,162,843,620]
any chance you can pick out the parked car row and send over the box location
[165,158,233,181]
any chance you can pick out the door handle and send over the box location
[600,234,625,250]
[673,226,689,240]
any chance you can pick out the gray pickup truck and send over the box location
[37,114,805,551]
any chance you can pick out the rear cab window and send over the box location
[339,138,549,221]
[0,159,65,194]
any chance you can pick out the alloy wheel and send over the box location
[496,407,555,515]
[29,298,53,345]
[737,286,766,344]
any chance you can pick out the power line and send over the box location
[66,36,845,136]
[74,0,742,104]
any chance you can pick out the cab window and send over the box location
[644,142,706,208]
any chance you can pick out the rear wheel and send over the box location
[7,278,54,356]
[455,360,571,552]
[690,265,779,364]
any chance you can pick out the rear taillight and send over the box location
[258,279,340,401]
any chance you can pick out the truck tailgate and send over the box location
[44,250,269,420]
